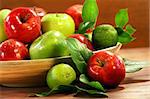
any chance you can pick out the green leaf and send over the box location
[116,27,135,44]
[75,86,108,97]
[115,27,124,35]
[115,8,129,28]
[30,84,107,97]
[82,0,99,23]
[30,85,77,97]
[118,32,135,44]
[125,66,142,73]
[79,74,105,92]
[66,38,93,74]
[76,21,95,34]
[84,33,92,41]
[126,24,136,35]
[124,58,150,73]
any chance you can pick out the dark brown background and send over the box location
[0,0,149,48]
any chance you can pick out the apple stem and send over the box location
[33,6,37,15]
[56,14,59,17]
[22,14,30,23]
[96,58,104,67]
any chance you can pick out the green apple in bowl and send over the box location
[92,24,118,50]
[0,9,11,43]
[41,13,75,37]
[29,30,69,59]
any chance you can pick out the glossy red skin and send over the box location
[86,28,93,34]
[69,34,94,50]
[4,7,41,43]
[65,4,83,30]
[0,39,29,61]
[87,51,125,88]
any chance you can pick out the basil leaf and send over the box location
[31,85,77,97]
[124,58,150,73]
[126,24,136,35]
[115,8,129,28]
[75,86,108,97]
[82,0,99,23]
[66,38,93,74]
[116,27,135,44]
[76,21,95,34]
[79,74,105,92]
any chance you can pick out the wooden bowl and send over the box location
[0,43,122,87]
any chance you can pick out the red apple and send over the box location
[4,7,41,43]
[65,4,83,30]
[69,34,94,50]
[30,7,46,18]
[87,51,125,88]
[0,39,29,61]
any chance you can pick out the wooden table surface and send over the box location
[0,47,150,99]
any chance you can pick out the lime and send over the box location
[46,64,76,89]
[92,24,118,49]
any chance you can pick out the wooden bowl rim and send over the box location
[0,56,71,64]
[0,43,122,64]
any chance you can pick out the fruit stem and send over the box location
[33,6,38,16]
[56,14,59,17]
[96,58,104,67]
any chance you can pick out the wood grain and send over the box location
[0,0,149,48]
[0,48,150,99]
[0,56,72,87]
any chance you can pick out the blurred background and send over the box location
[0,0,149,48]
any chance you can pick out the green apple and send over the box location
[0,9,11,43]
[92,24,118,49]
[47,63,76,89]
[29,30,69,59]
[41,13,75,37]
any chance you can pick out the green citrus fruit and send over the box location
[46,64,76,89]
[92,24,118,50]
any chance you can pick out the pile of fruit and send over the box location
[1,0,148,98]
[0,0,136,61]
